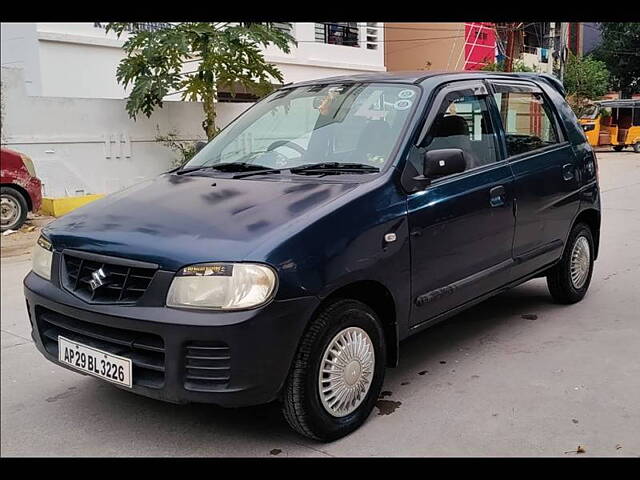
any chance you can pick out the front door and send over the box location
[405,81,515,327]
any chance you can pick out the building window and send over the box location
[316,22,359,47]
[365,23,381,50]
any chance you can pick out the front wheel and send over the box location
[282,299,386,441]
[546,223,595,304]
[633,141,640,153]
[613,145,624,152]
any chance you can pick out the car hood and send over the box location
[43,173,358,271]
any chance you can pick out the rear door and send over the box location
[488,80,581,279]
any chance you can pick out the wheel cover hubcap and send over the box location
[318,326,375,417]
[570,236,590,289]
[1,196,20,227]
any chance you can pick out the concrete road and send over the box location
[2,151,639,457]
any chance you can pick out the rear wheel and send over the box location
[633,141,640,153]
[613,145,624,152]
[282,299,386,441]
[546,223,595,304]
[1,186,28,232]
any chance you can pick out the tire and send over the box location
[282,299,386,441]
[546,223,595,304]
[1,186,28,232]
[613,145,624,152]
[633,142,640,153]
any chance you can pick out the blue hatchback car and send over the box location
[24,71,600,441]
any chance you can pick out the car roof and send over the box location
[286,71,566,97]
[287,71,439,86]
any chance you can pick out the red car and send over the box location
[1,148,43,231]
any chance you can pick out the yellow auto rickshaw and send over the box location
[579,99,640,152]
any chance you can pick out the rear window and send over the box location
[492,84,561,157]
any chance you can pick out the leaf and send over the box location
[564,445,587,454]
[107,22,295,134]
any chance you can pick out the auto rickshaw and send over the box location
[579,99,640,152]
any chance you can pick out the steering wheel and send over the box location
[266,140,307,157]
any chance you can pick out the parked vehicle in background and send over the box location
[24,71,601,441]
[1,148,43,231]
[579,99,640,152]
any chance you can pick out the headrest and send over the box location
[435,115,469,137]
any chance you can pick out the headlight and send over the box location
[582,123,595,132]
[32,236,53,280]
[166,263,277,310]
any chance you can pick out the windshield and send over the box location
[184,83,420,174]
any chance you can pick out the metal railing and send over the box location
[93,22,171,33]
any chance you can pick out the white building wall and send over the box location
[262,22,384,81]
[7,22,385,100]
[1,22,385,198]
[0,23,43,96]
[2,67,251,197]
[38,40,129,99]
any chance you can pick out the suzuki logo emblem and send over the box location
[89,268,107,291]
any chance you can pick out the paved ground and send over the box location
[1,151,639,457]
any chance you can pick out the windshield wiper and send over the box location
[290,162,380,176]
[232,168,283,179]
[175,165,213,175]
[178,161,380,178]
[176,162,274,175]
[209,162,275,172]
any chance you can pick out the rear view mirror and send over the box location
[423,149,467,178]
[195,141,207,153]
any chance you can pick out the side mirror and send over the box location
[411,148,467,187]
[423,148,467,178]
[195,141,207,153]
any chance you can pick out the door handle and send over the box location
[562,163,575,181]
[489,185,506,207]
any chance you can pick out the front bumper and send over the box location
[24,270,318,407]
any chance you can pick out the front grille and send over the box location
[36,307,165,389]
[184,342,231,392]
[62,252,156,304]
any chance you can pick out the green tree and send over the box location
[563,52,610,117]
[106,22,295,140]
[480,59,535,72]
[592,22,640,98]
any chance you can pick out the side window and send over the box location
[492,84,561,157]
[424,92,498,172]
